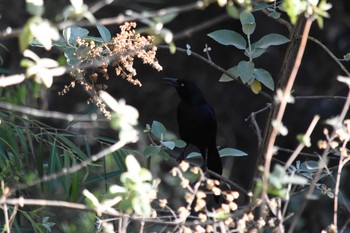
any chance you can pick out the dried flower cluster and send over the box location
[171,162,243,232]
[59,22,162,117]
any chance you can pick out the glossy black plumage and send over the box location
[165,78,223,175]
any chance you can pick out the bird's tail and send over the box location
[207,145,223,176]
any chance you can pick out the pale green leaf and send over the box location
[254,68,274,90]
[254,33,289,49]
[151,121,166,139]
[218,148,247,157]
[97,24,111,42]
[63,26,89,46]
[219,66,238,82]
[208,30,246,50]
[161,140,176,150]
[143,145,161,158]
[240,11,256,36]
[238,60,254,83]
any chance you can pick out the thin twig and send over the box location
[307,36,350,77]
[283,115,320,170]
[262,17,313,217]
[245,103,272,146]
[0,102,106,122]
[158,45,272,100]
[333,144,350,229]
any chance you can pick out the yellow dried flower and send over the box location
[179,161,190,172]
[181,179,190,188]
[229,202,238,211]
[194,199,206,212]
[178,206,189,219]
[185,192,193,203]
[198,213,207,222]
[159,199,167,208]
[196,191,207,199]
[195,225,206,233]
[212,187,221,196]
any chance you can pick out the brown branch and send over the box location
[250,16,308,192]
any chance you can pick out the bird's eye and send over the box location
[180,83,185,87]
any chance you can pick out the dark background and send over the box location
[1,0,350,232]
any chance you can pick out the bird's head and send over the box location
[163,78,206,104]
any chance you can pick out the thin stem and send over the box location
[3,203,10,233]
[283,115,320,170]
[307,36,350,77]
[333,144,350,229]
[261,17,313,215]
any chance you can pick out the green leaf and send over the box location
[143,145,161,158]
[299,161,319,172]
[219,66,238,82]
[246,47,266,59]
[159,149,170,160]
[344,53,350,61]
[253,2,270,11]
[208,30,246,50]
[96,24,111,42]
[64,48,79,66]
[240,11,256,36]
[219,148,247,157]
[151,121,166,139]
[254,33,289,49]
[19,20,34,52]
[253,68,274,90]
[186,152,201,159]
[173,139,187,148]
[226,3,239,19]
[238,60,254,84]
[161,140,176,150]
[63,26,89,46]
[269,11,281,19]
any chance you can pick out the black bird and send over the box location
[164,78,223,176]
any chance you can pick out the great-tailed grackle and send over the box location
[164,78,223,175]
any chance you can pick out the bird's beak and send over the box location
[163,77,179,87]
